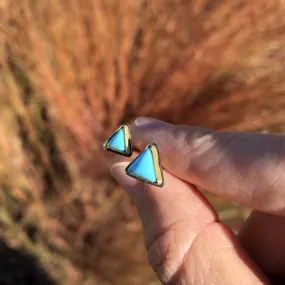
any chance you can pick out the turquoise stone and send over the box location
[107,128,126,152]
[127,147,157,183]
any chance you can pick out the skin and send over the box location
[110,117,285,285]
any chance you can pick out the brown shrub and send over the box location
[1,0,285,284]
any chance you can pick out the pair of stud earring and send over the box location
[103,124,164,187]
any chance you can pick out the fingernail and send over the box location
[134,117,173,129]
[134,117,157,127]
[110,162,139,189]
[110,161,143,204]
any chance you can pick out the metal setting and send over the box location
[103,124,133,157]
[125,143,164,187]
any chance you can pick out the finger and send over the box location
[110,154,269,285]
[239,211,285,276]
[131,117,285,215]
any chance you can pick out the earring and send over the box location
[103,124,133,157]
[125,143,164,187]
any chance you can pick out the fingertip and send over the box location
[110,160,138,187]
[133,117,171,127]
[110,157,144,204]
[131,117,173,132]
[110,161,130,175]
[130,118,174,153]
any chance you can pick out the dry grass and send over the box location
[1,0,285,284]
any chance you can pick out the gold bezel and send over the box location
[125,143,164,187]
[103,124,132,157]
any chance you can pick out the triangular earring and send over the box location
[103,124,133,157]
[125,143,164,187]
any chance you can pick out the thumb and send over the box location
[110,154,268,285]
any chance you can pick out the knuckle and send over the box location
[148,231,175,282]
[169,126,211,167]
[175,125,218,173]
[146,219,191,284]
[147,229,177,284]
[182,127,237,176]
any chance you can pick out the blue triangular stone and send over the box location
[127,147,157,183]
[107,128,126,152]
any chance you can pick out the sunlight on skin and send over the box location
[111,159,268,284]
[109,117,285,284]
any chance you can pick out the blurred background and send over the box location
[1,0,285,284]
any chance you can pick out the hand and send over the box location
[110,117,285,285]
